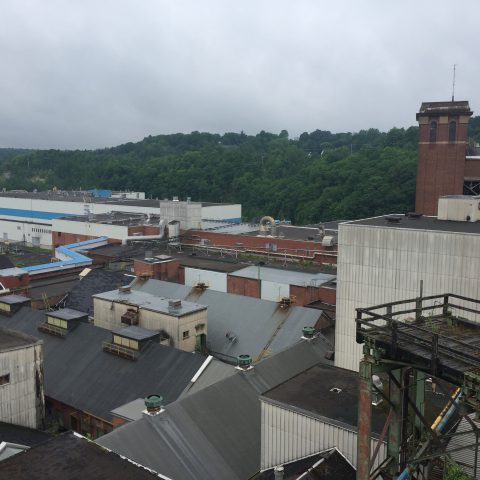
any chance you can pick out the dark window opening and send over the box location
[429,121,437,143]
[0,373,10,385]
[449,120,457,143]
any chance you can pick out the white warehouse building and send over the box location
[0,191,241,248]
[336,195,480,372]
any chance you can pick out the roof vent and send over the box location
[168,299,182,308]
[144,395,164,416]
[237,354,253,371]
[406,212,422,219]
[118,285,131,294]
[385,215,402,224]
[195,281,208,291]
[302,326,315,340]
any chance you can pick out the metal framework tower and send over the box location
[356,293,480,479]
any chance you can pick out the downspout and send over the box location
[122,219,165,245]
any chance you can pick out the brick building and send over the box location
[415,101,475,215]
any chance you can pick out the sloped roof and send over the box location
[0,421,52,447]
[65,268,131,316]
[97,336,332,480]
[0,431,159,479]
[259,448,356,480]
[0,307,206,421]
[134,279,326,363]
[0,255,14,269]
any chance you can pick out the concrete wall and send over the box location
[0,341,44,428]
[93,297,207,352]
[335,222,480,372]
[52,218,129,241]
[184,267,227,293]
[261,399,386,470]
[261,280,289,302]
[0,218,53,248]
[201,204,242,222]
[160,201,202,230]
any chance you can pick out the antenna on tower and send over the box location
[451,64,456,102]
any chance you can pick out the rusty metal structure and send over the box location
[356,292,480,479]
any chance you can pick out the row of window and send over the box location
[429,120,457,143]
[32,227,51,234]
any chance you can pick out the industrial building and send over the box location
[0,306,216,438]
[96,335,333,480]
[336,195,480,372]
[132,278,326,364]
[0,326,44,429]
[415,100,477,215]
[0,190,241,248]
[93,287,208,352]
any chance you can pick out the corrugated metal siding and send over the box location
[448,415,480,478]
[184,267,227,292]
[261,280,289,302]
[336,224,480,372]
[261,400,386,470]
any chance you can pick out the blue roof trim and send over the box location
[23,237,108,272]
[0,207,76,220]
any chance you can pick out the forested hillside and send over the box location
[1,119,480,224]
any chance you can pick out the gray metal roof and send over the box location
[65,269,130,316]
[0,307,207,421]
[0,431,160,479]
[0,295,31,305]
[110,398,146,422]
[113,325,160,341]
[97,336,333,480]
[134,279,325,363]
[228,265,336,287]
[93,288,207,316]
[46,308,88,321]
[0,327,40,351]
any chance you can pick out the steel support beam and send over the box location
[387,368,402,477]
[357,359,373,480]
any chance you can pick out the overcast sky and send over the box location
[1,1,479,149]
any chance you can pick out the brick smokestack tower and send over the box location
[415,101,473,215]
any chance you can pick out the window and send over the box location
[429,121,437,143]
[183,330,190,339]
[0,373,10,386]
[449,120,457,142]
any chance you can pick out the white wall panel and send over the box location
[261,400,386,471]
[184,267,227,293]
[336,223,480,372]
[261,280,289,302]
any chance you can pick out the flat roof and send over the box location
[110,397,145,422]
[0,327,39,351]
[47,308,88,321]
[0,267,28,277]
[229,265,335,287]
[93,289,207,316]
[0,295,31,305]
[344,214,480,234]
[113,325,160,341]
[57,211,161,226]
[262,364,385,433]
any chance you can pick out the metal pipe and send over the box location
[396,389,462,480]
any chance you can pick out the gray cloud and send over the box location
[0,0,478,149]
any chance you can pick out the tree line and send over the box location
[0,118,479,224]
